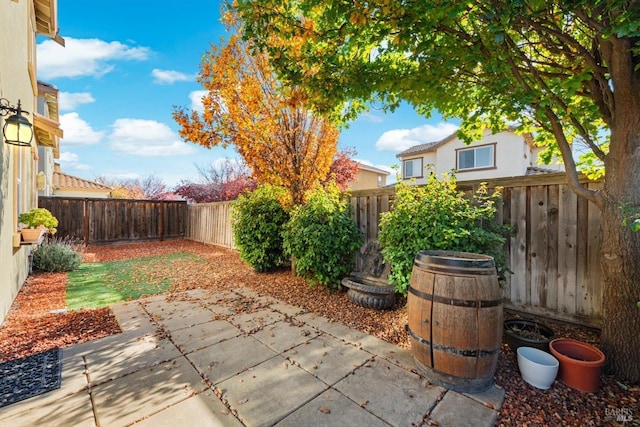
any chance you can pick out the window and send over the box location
[456,144,495,171]
[403,158,423,179]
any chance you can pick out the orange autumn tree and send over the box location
[173,16,338,206]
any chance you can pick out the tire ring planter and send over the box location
[341,276,396,310]
[504,319,555,353]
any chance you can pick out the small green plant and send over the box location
[32,238,83,272]
[18,208,59,234]
[621,203,640,232]
[231,184,290,272]
[379,171,510,294]
[283,182,362,289]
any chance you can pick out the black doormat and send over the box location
[0,348,62,408]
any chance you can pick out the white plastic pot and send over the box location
[517,346,559,390]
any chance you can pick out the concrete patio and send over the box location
[0,287,504,426]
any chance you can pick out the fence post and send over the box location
[83,198,89,246]
[159,202,164,242]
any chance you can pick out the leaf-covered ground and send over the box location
[0,239,637,426]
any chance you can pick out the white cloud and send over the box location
[60,113,105,145]
[152,69,194,85]
[58,151,92,171]
[360,112,384,123]
[59,92,95,111]
[189,90,207,114]
[108,118,198,156]
[375,123,459,152]
[37,37,150,79]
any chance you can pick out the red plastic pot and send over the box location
[549,338,605,392]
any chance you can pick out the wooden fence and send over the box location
[349,173,603,326]
[39,197,187,244]
[185,201,235,249]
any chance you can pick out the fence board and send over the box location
[558,185,578,315]
[546,184,559,311]
[586,182,603,317]
[499,187,512,301]
[510,187,528,305]
[530,185,548,308]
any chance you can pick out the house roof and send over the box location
[395,132,459,158]
[525,166,560,175]
[34,0,65,45]
[356,162,390,175]
[396,127,530,159]
[53,171,112,192]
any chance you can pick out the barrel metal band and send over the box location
[407,327,499,357]
[413,262,496,276]
[408,286,502,308]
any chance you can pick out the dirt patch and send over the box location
[0,239,637,425]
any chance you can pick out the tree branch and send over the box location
[544,108,602,208]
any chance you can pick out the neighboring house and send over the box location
[348,162,391,191]
[36,81,63,196]
[396,128,564,185]
[0,0,63,324]
[51,166,112,198]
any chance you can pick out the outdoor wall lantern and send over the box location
[0,98,34,147]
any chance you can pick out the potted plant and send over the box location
[504,318,555,353]
[18,208,58,242]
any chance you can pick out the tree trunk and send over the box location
[600,195,640,383]
[598,92,640,383]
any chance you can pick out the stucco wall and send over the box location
[53,189,111,198]
[349,169,387,191]
[0,0,40,325]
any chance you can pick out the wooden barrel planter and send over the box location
[407,250,503,393]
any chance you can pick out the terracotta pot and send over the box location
[20,227,45,243]
[549,338,605,393]
[504,319,555,353]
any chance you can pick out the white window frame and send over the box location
[456,143,496,171]
[403,158,423,179]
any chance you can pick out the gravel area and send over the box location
[0,239,637,426]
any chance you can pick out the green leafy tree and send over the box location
[379,173,508,294]
[231,184,290,271]
[283,183,362,288]
[237,0,640,381]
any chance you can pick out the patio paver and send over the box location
[0,287,504,426]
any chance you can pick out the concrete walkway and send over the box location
[0,288,504,426]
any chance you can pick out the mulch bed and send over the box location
[0,240,637,425]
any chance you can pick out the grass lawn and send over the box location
[66,252,202,310]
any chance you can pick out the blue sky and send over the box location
[37,0,459,187]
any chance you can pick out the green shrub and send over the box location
[283,183,362,288]
[32,238,83,272]
[231,184,290,271]
[379,172,510,294]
